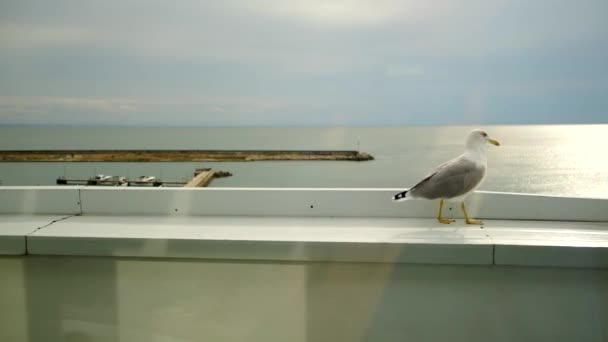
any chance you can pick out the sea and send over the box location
[0,125,606,198]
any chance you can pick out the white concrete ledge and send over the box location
[25,216,493,265]
[0,215,67,255]
[77,187,608,221]
[495,245,608,269]
[20,215,608,268]
[0,236,24,255]
[2,186,608,221]
[2,187,608,267]
[487,223,608,268]
[0,186,81,214]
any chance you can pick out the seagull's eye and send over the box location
[481,132,487,137]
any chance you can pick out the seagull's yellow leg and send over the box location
[461,202,483,225]
[437,199,455,224]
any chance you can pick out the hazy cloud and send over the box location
[0,0,607,126]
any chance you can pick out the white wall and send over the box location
[1,256,607,342]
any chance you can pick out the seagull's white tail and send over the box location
[392,190,411,202]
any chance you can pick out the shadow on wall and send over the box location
[305,259,608,341]
[8,251,608,341]
[24,256,119,342]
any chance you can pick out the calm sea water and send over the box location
[0,125,606,198]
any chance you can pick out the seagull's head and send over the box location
[466,129,500,151]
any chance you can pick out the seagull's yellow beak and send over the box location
[488,139,500,146]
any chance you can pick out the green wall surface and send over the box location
[1,256,607,342]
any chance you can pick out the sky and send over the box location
[0,0,607,126]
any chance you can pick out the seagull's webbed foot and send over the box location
[436,199,455,224]
[461,202,483,225]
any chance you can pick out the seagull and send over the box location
[392,129,500,225]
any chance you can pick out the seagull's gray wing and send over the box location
[409,157,485,200]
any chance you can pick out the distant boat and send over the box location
[118,177,128,186]
[94,174,112,181]
[136,176,157,182]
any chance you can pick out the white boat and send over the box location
[118,177,128,186]
[94,174,112,181]
[137,176,157,182]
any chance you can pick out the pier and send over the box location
[0,150,374,162]
[184,169,232,187]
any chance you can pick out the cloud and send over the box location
[0,23,89,49]
[0,96,138,113]
[234,0,412,26]
[0,0,607,125]
[0,95,296,125]
[385,65,426,78]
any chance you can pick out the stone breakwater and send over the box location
[0,150,374,162]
